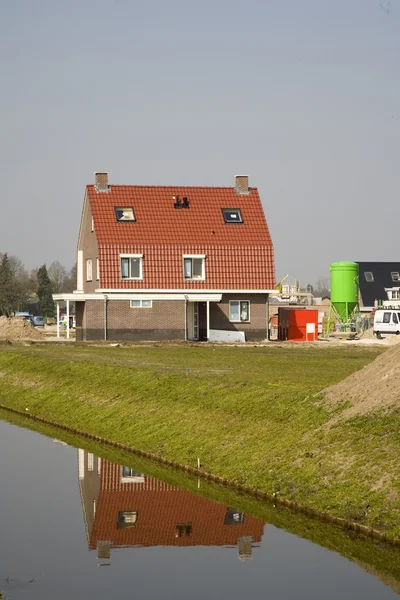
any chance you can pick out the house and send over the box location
[357,262,400,312]
[54,172,275,342]
[78,450,264,561]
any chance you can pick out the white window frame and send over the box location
[391,272,399,282]
[96,258,100,281]
[130,299,152,308]
[91,216,94,232]
[229,300,250,323]
[86,259,93,282]
[364,271,374,282]
[183,254,206,281]
[88,453,94,471]
[120,254,143,281]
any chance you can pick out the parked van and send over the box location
[373,309,400,338]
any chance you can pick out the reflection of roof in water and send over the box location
[79,453,264,552]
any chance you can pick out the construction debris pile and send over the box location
[323,342,400,417]
[0,316,44,340]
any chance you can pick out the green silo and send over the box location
[330,262,359,321]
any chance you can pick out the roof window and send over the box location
[364,271,374,282]
[391,272,399,282]
[115,207,136,222]
[222,208,243,223]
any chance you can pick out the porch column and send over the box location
[56,302,60,339]
[66,299,70,340]
[206,301,210,341]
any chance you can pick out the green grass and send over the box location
[0,342,399,538]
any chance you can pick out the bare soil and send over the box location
[323,341,400,417]
[0,316,44,340]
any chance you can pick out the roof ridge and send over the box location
[86,184,258,190]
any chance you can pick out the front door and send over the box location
[187,302,199,340]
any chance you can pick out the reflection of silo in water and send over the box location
[238,536,253,561]
[330,262,359,326]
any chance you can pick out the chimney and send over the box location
[94,172,110,192]
[235,175,249,194]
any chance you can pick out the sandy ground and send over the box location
[323,333,400,417]
[0,316,44,340]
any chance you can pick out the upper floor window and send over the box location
[229,300,250,322]
[391,290,400,300]
[120,254,143,280]
[183,255,205,281]
[391,272,399,282]
[364,272,374,282]
[86,259,93,281]
[222,208,243,223]
[96,258,100,281]
[115,207,136,222]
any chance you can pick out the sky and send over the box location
[0,0,399,286]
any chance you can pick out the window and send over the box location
[391,290,400,300]
[117,510,138,529]
[91,216,94,232]
[130,299,152,308]
[393,313,398,324]
[120,255,143,280]
[115,207,136,222]
[224,508,245,525]
[222,208,243,223]
[121,466,145,483]
[176,524,192,537]
[88,453,94,471]
[383,312,391,324]
[96,258,100,281]
[391,272,399,282]
[364,272,374,282]
[86,259,93,281]
[183,255,205,280]
[229,300,250,322]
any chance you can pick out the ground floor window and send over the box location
[229,300,250,322]
[130,299,152,308]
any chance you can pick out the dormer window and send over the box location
[391,272,399,282]
[115,207,136,222]
[120,254,143,280]
[183,255,205,281]
[222,208,243,223]
[364,271,374,282]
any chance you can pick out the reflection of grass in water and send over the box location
[0,343,398,540]
[1,406,400,595]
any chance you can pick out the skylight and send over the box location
[364,271,374,282]
[391,272,399,282]
[222,208,243,223]
[115,207,136,222]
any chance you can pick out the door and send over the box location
[187,302,199,340]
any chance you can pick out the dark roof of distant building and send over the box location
[357,262,400,307]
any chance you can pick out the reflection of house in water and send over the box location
[78,450,265,562]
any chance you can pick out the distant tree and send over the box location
[37,264,55,317]
[48,261,67,293]
[314,276,330,298]
[62,263,77,293]
[0,253,20,316]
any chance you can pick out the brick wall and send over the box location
[84,299,186,341]
[210,293,268,341]
[79,195,100,293]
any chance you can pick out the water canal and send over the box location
[0,417,398,599]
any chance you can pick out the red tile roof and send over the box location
[89,462,264,549]
[87,185,275,289]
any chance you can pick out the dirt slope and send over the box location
[323,343,400,417]
[0,316,44,340]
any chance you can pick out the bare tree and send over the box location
[48,261,67,293]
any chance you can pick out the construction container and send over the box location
[330,261,359,321]
[278,307,319,342]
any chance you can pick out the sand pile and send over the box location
[323,342,400,417]
[0,316,44,340]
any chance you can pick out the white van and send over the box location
[373,309,400,338]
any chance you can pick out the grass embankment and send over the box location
[0,342,399,537]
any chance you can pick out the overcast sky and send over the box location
[1,0,399,286]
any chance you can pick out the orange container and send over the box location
[278,307,319,342]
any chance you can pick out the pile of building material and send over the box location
[323,342,400,417]
[0,316,43,340]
